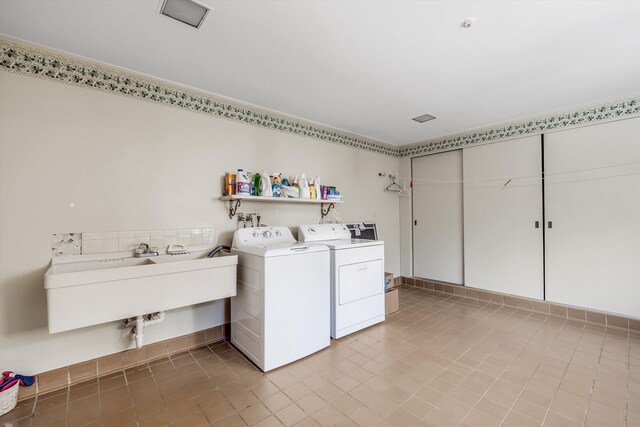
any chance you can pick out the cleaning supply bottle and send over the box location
[236,169,250,195]
[299,174,310,199]
[315,176,322,199]
[293,175,299,188]
[272,175,282,198]
[259,171,272,197]
[224,173,236,196]
[309,177,316,200]
[247,171,255,196]
[253,172,261,196]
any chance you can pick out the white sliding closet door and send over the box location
[545,117,640,318]
[463,136,543,299]
[412,150,464,284]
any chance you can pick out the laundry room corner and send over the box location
[0,61,401,376]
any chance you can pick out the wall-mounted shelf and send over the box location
[220,195,343,219]
[220,195,343,204]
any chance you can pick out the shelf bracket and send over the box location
[320,203,335,219]
[227,199,241,219]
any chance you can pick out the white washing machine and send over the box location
[298,224,385,339]
[231,226,330,372]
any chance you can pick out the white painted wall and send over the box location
[0,72,400,374]
[545,117,640,317]
[463,136,543,299]
[399,157,412,277]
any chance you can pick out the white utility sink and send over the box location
[45,250,237,333]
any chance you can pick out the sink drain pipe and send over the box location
[123,312,166,348]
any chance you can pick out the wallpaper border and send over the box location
[2,36,639,159]
[400,96,640,157]
[0,36,398,157]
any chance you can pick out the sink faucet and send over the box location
[135,243,159,258]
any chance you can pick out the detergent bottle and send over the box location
[253,172,261,196]
[259,171,272,197]
[247,171,255,195]
[315,176,322,199]
[309,177,316,200]
[272,174,282,198]
[299,174,310,199]
[236,169,251,195]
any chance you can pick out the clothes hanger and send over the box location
[399,180,411,197]
[385,175,403,193]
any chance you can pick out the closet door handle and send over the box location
[548,221,553,229]
[535,221,539,229]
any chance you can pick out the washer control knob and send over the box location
[309,227,316,234]
[275,230,282,236]
[252,232,260,238]
[263,230,272,238]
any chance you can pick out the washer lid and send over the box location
[232,242,328,257]
[320,238,384,250]
[298,223,351,242]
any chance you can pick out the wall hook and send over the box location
[321,203,335,218]
[227,199,241,219]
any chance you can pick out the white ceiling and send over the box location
[1,0,639,146]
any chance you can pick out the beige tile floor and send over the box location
[2,286,638,427]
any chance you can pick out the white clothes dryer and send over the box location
[298,224,385,339]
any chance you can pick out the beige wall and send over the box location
[399,157,412,277]
[0,72,401,374]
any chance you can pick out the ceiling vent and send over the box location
[159,0,210,29]
[412,113,437,123]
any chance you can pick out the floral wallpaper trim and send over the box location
[0,36,398,157]
[1,37,638,159]
[400,97,640,157]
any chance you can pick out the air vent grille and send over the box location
[160,0,210,29]
[412,113,436,123]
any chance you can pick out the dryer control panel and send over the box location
[298,224,351,242]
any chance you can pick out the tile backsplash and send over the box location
[52,228,216,256]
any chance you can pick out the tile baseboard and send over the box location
[400,276,640,333]
[17,324,228,402]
